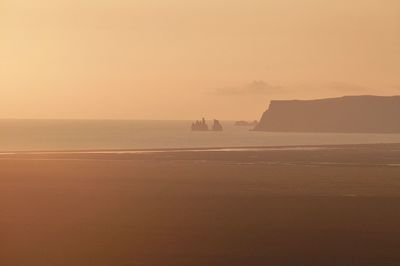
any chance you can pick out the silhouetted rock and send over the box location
[191,118,209,131]
[254,95,400,133]
[191,118,223,131]
[212,119,223,131]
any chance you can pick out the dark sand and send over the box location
[1,144,400,265]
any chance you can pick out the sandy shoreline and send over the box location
[1,142,399,155]
[2,143,400,265]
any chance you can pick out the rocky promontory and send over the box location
[254,95,400,133]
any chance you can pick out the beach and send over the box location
[2,144,400,265]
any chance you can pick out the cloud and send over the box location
[215,81,283,96]
[325,82,370,93]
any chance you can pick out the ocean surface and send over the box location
[1,119,400,152]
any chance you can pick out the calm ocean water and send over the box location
[1,119,400,152]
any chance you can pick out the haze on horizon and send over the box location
[1,0,399,120]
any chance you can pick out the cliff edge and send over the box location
[254,95,400,133]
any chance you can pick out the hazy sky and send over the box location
[1,0,399,120]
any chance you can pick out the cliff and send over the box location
[254,95,400,133]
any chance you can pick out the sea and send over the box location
[1,119,400,152]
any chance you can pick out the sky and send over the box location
[1,0,399,120]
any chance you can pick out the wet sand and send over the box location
[1,144,400,265]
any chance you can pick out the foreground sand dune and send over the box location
[1,144,400,265]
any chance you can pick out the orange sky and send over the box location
[1,0,399,120]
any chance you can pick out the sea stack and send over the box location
[254,95,400,133]
[191,118,223,131]
[212,119,223,131]
[191,118,209,131]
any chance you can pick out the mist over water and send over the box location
[2,119,400,152]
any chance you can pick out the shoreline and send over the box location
[1,142,400,155]
[1,143,400,169]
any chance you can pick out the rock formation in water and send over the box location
[191,118,223,131]
[191,118,209,131]
[212,120,223,131]
[254,95,400,133]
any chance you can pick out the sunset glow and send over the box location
[1,0,399,119]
